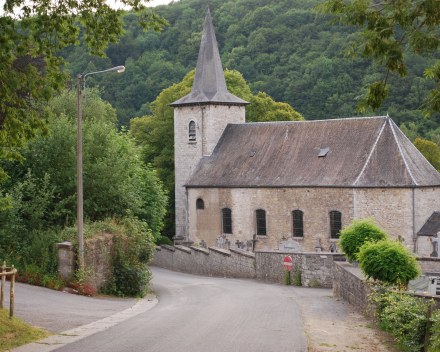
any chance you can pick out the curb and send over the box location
[11,294,158,352]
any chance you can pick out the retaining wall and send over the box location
[417,257,440,274]
[333,261,440,316]
[152,245,345,287]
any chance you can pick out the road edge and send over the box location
[10,293,158,352]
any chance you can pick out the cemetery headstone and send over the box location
[431,234,440,257]
[279,238,303,251]
[217,237,224,249]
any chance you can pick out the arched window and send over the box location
[196,198,204,210]
[292,210,304,237]
[189,121,196,141]
[222,208,232,234]
[256,209,267,236]
[330,211,342,239]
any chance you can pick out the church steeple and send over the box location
[169,6,249,106]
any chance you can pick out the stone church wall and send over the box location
[188,186,440,255]
[188,187,355,252]
[152,245,345,287]
[174,104,245,240]
[353,188,413,246]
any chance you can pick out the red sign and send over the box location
[283,256,293,271]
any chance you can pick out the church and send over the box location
[169,6,440,256]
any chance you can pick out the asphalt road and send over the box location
[55,267,308,352]
[3,280,136,332]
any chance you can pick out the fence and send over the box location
[1,261,17,319]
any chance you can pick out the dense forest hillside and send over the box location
[60,0,440,137]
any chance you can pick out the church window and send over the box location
[196,198,204,210]
[292,210,304,237]
[330,211,342,238]
[256,209,267,236]
[222,208,232,234]
[189,121,196,141]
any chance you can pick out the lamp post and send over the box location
[77,65,125,269]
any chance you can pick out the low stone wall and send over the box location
[154,245,256,279]
[255,251,345,287]
[333,262,373,315]
[152,246,345,287]
[84,234,113,290]
[418,257,440,274]
[57,233,114,291]
[333,261,440,315]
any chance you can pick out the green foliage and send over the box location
[292,266,302,286]
[284,270,291,285]
[358,239,421,286]
[155,236,174,246]
[400,122,420,143]
[371,288,438,352]
[59,0,440,136]
[339,218,388,263]
[102,217,155,297]
[316,0,440,115]
[414,138,440,171]
[129,68,302,237]
[430,314,440,352]
[1,90,167,238]
[0,0,167,181]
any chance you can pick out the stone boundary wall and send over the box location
[84,234,113,290]
[57,233,113,291]
[333,262,374,315]
[417,257,440,274]
[333,261,440,316]
[152,245,345,287]
[255,251,345,287]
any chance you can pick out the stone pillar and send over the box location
[57,242,75,280]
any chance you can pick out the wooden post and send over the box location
[10,265,15,320]
[1,261,5,309]
[424,303,434,352]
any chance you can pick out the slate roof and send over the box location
[186,116,440,188]
[169,6,249,107]
[417,212,440,236]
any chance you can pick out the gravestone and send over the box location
[216,237,224,249]
[200,240,206,249]
[225,239,231,250]
[246,240,253,251]
[315,237,322,252]
[431,234,440,257]
[329,242,337,253]
[278,238,303,252]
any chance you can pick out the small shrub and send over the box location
[101,217,154,297]
[154,236,173,246]
[292,266,302,286]
[339,218,387,263]
[284,270,291,285]
[370,288,437,352]
[358,239,420,286]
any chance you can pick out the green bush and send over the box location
[371,288,436,352]
[339,218,387,263]
[102,217,155,297]
[154,236,173,246]
[358,239,420,286]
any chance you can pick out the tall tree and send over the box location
[316,0,440,114]
[0,0,167,181]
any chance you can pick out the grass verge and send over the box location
[0,308,51,352]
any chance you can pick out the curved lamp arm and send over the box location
[83,65,125,103]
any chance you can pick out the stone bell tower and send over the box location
[169,5,250,244]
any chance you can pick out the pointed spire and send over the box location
[169,6,249,106]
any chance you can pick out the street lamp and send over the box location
[76,65,125,269]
